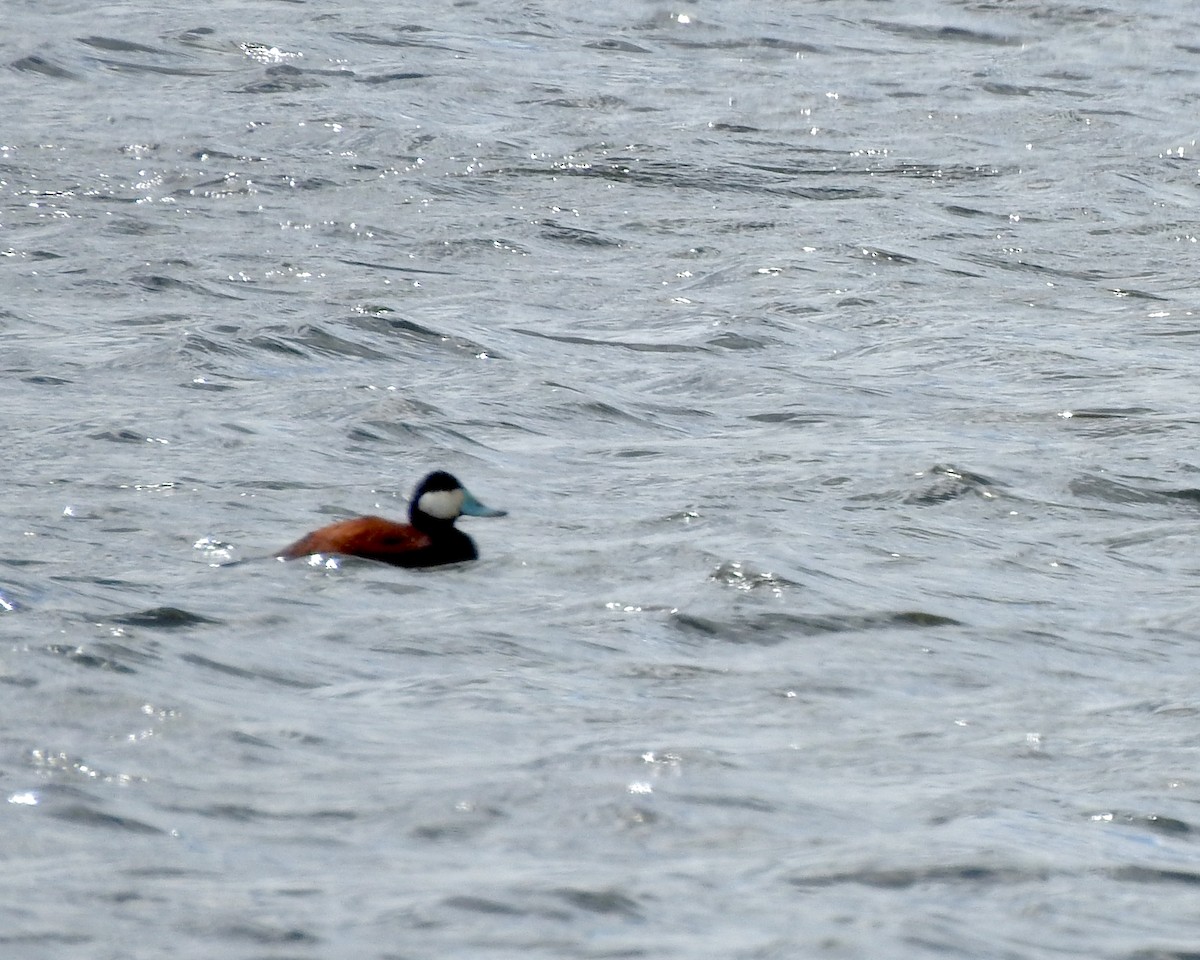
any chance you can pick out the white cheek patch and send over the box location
[416,488,463,520]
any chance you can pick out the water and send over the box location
[4,0,1200,956]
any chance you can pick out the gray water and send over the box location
[5,1,1200,956]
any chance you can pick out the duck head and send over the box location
[409,470,507,526]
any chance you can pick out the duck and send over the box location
[276,470,506,568]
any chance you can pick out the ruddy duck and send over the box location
[277,470,505,568]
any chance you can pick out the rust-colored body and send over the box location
[278,516,451,567]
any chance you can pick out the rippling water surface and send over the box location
[5,1,1200,956]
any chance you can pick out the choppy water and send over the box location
[5,1,1200,956]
